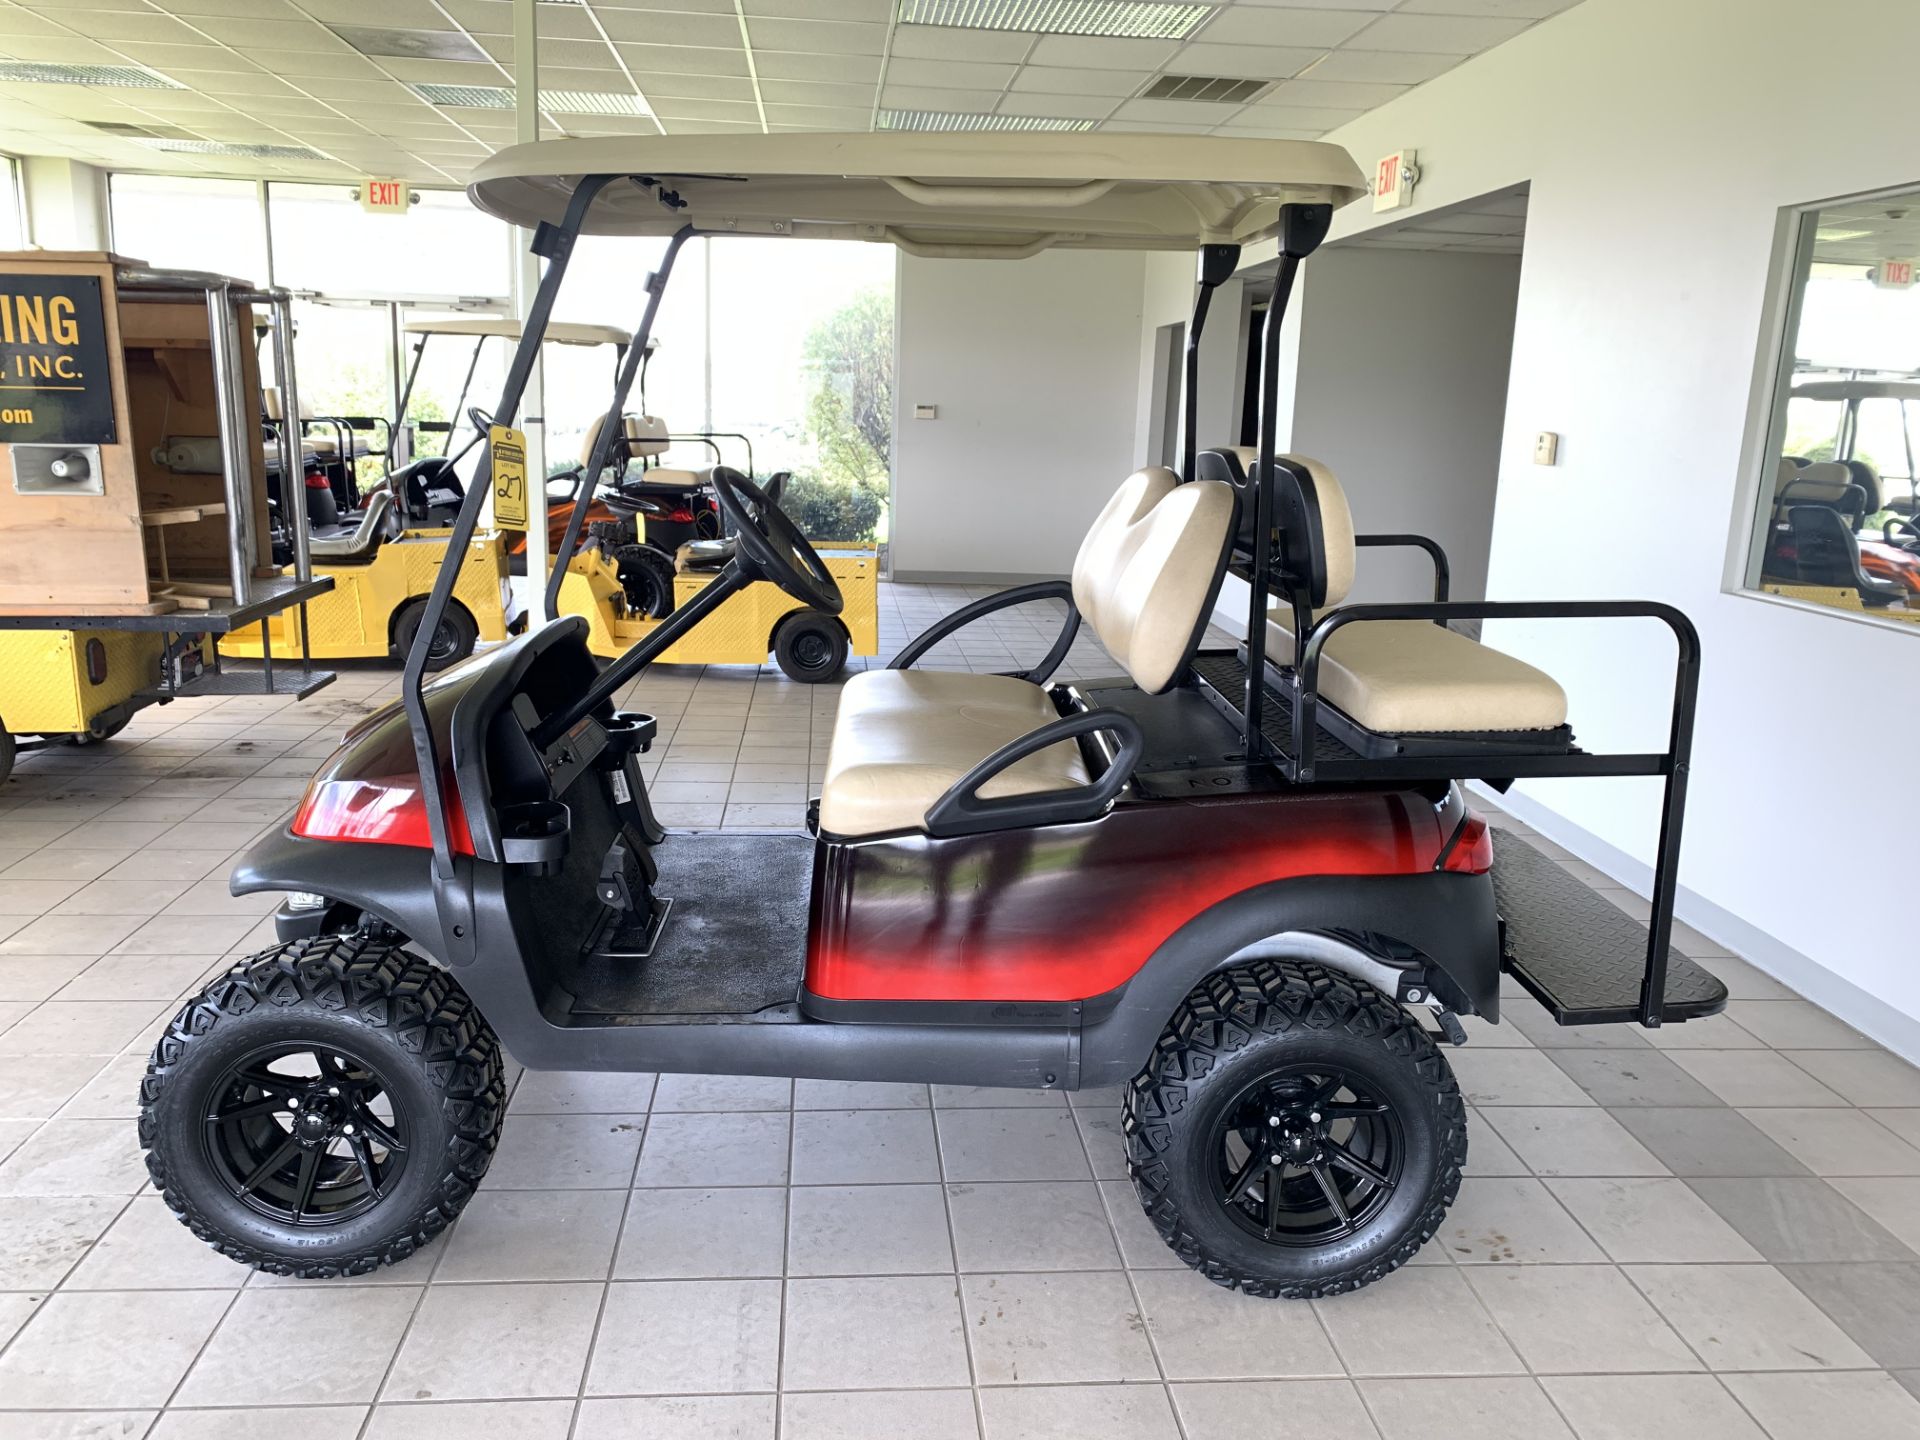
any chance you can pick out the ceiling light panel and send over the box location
[140,138,324,158]
[409,82,652,117]
[0,61,184,89]
[897,0,1210,41]
[878,108,1095,131]
[331,26,490,62]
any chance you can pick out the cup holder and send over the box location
[604,711,658,752]
[499,800,570,872]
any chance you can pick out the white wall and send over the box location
[1133,249,1247,474]
[20,158,108,251]
[892,247,1147,580]
[1290,247,1520,604]
[1284,0,1920,1050]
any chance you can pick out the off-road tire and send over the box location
[613,542,678,619]
[140,934,504,1278]
[1123,959,1465,1299]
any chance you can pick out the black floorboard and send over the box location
[568,831,812,1021]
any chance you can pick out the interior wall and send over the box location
[1290,247,1521,604]
[1134,249,1247,473]
[1278,0,1920,1050]
[20,158,108,251]
[891,247,1147,580]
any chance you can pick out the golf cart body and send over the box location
[150,134,1720,1295]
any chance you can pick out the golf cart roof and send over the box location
[467,132,1367,254]
[403,316,631,346]
[1793,379,1920,402]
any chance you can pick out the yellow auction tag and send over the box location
[489,424,528,530]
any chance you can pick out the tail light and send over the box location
[665,507,695,524]
[1439,812,1494,874]
[84,638,108,685]
[304,470,332,490]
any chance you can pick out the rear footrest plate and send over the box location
[1491,829,1727,1026]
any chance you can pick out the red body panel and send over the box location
[290,680,477,855]
[806,788,1469,1004]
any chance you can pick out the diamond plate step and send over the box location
[1491,829,1726,1026]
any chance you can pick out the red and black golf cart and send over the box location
[139,134,1718,1299]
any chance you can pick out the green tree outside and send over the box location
[783,286,892,542]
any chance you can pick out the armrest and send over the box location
[924,709,1144,839]
[1354,533,1450,602]
[889,579,1081,684]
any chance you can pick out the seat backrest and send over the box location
[1199,447,1355,609]
[1070,467,1236,695]
[623,414,671,457]
[309,487,394,563]
[1774,458,1865,524]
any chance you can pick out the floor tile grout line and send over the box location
[927,1085,990,1440]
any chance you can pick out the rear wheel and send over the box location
[772,612,848,683]
[392,598,478,671]
[613,542,678,619]
[1124,959,1465,1299]
[139,934,504,1278]
[0,729,12,785]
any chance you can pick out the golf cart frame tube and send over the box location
[544,223,697,618]
[402,173,615,906]
[1181,242,1241,485]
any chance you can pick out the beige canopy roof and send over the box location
[403,316,631,345]
[467,132,1367,256]
[1793,379,1920,401]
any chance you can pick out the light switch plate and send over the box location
[1533,431,1559,466]
[913,404,938,420]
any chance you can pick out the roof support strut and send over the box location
[1182,241,1241,485]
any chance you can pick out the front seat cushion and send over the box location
[819,669,1090,837]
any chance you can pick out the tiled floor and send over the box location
[0,580,1918,1439]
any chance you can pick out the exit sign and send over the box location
[1373,149,1417,213]
[361,178,408,214]
[1876,259,1916,290]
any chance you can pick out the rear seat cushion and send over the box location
[819,670,1090,837]
[1267,608,1568,733]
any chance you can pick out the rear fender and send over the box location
[1077,870,1500,1087]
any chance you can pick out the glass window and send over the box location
[1747,186,1920,624]
[269,183,508,298]
[0,156,22,251]
[108,174,267,282]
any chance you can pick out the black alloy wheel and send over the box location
[202,1042,411,1226]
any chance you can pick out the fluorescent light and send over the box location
[897,0,1209,40]
[409,82,651,117]
[878,109,1095,132]
[0,61,182,89]
[139,139,322,159]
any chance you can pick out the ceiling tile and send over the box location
[1233,0,1389,9]
[648,95,761,121]
[760,101,870,127]
[1299,48,1459,84]
[744,0,891,18]
[1262,76,1406,107]
[628,69,759,101]
[117,41,265,72]
[657,115,761,132]
[877,84,999,112]
[1242,102,1364,128]
[192,16,354,50]
[296,0,451,27]
[53,10,210,45]
[592,9,742,47]
[1027,35,1178,70]
[166,67,300,96]
[1169,42,1323,79]
[1007,65,1147,97]
[168,0,305,16]
[613,41,749,77]
[240,46,383,77]
[999,92,1111,120]
[1214,121,1321,138]
[744,18,887,56]
[755,77,871,106]
[372,56,500,84]
[888,24,1032,64]
[334,26,491,63]
[1397,0,1575,15]
[478,35,621,70]
[541,66,640,90]
[238,94,342,116]
[750,49,878,83]
[1350,12,1532,53]
[591,0,736,11]
[1112,95,1246,124]
[291,74,412,101]
[1098,118,1210,132]
[1193,6,1373,47]
[0,36,126,62]
[883,57,1016,90]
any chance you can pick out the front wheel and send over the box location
[139,934,505,1278]
[1124,960,1465,1299]
[772,612,848,683]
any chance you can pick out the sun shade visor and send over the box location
[467,132,1368,255]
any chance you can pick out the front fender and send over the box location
[1077,870,1500,1086]
[232,825,455,962]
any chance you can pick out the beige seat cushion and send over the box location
[819,670,1090,837]
[1267,608,1568,733]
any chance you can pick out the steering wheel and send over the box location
[710,466,842,615]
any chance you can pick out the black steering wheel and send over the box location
[710,466,842,615]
